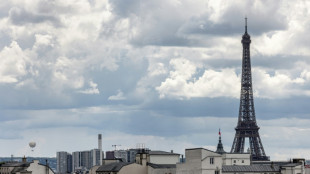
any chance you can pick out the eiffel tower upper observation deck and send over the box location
[230,18,269,161]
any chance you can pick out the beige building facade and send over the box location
[0,159,54,174]
[96,150,179,174]
[177,148,305,174]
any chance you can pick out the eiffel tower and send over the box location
[230,18,269,161]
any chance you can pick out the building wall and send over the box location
[67,153,72,173]
[201,155,222,174]
[0,166,22,174]
[106,151,115,160]
[176,149,224,174]
[176,149,203,174]
[81,151,92,170]
[91,149,102,166]
[89,165,100,174]
[281,165,305,174]
[222,153,251,166]
[127,149,138,163]
[57,151,68,174]
[72,151,81,172]
[27,160,55,174]
[118,163,147,174]
[149,155,180,165]
[148,166,176,174]
[114,150,128,162]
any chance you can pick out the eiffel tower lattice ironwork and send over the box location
[230,18,269,161]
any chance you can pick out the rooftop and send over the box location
[148,163,176,169]
[223,165,280,173]
[149,150,179,155]
[1,162,30,167]
[96,162,133,172]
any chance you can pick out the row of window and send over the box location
[233,160,245,163]
[210,158,245,164]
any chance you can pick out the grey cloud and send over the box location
[109,0,142,17]
[109,0,288,48]
[178,1,287,36]
[140,96,310,120]
[9,7,62,26]
[108,0,202,47]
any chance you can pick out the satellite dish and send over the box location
[29,142,36,151]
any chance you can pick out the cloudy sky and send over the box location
[0,0,310,160]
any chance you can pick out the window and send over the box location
[215,170,219,174]
[233,160,236,163]
[242,160,244,163]
[210,157,214,164]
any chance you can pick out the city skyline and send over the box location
[0,0,310,160]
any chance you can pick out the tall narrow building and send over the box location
[56,151,72,174]
[230,18,269,161]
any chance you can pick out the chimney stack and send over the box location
[98,134,103,165]
[22,156,27,163]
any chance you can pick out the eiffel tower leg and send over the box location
[231,131,245,153]
[249,134,267,160]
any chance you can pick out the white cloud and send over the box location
[156,58,240,99]
[156,59,310,100]
[0,41,30,83]
[148,62,167,76]
[253,68,310,98]
[78,81,100,95]
[108,90,126,100]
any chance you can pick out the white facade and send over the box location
[176,148,306,174]
[281,164,305,174]
[27,160,55,174]
[176,148,222,174]
[149,155,180,165]
[222,153,251,165]
[91,149,103,167]
[148,151,180,165]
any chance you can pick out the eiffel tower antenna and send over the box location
[245,17,247,33]
[230,18,269,161]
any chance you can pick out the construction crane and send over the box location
[112,145,121,150]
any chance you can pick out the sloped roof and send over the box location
[96,162,133,172]
[148,163,176,169]
[1,162,30,167]
[222,165,280,172]
[281,163,302,167]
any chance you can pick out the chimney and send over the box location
[22,156,27,163]
[98,134,103,165]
